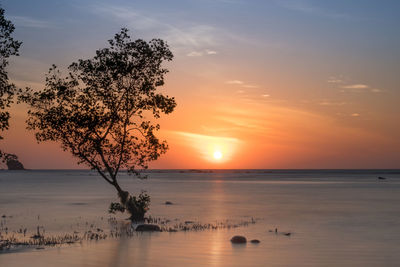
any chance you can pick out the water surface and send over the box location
[1,169,399,266]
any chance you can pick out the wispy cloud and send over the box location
[328,76,383,93]
[226,80,259,89]
[276,0,356,20]
[206,49,217,55]
[319,101,346,106]
[165,25,219,48]
[9,15,54,29]
[242,84,259,88]
[187,51,203,57]
[327,77,343,84]
[91,4,226,54]
[187,49,218,57]
[226,80,244,85]
[341,84,369,89]
[351,113,360,117]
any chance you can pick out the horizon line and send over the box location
[2,168,400,171]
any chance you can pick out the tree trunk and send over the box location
[113,182,129,204]
[112,182,146,222]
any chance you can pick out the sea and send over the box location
[0,169,400,267]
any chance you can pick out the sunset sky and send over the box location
[1,0,399,169]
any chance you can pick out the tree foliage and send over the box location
[20,28,176,220]
[0,7,22,159]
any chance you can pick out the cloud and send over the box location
[187,49,218,57]
[226,80,260,89]
[91,5,225,52]
[351,113,360,117]
[327,78,343,84]
[262,94,270,97]
[206,49,217,55]
[319,101,346,106]
[226,80,244,85]
[341,84,369,89]
[328,76,383,94]
[276,0,355,20]
[91,6,159,30]
[165,25,220,48]
[242,84,259,88]
[9,16,54,29]
[187,51,204,57]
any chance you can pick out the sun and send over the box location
[213,150,223,160]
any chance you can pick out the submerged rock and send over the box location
[250,239,260,244]
[230,235,247,244]
[135,224,161,232]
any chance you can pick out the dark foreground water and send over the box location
[1,169,400,266]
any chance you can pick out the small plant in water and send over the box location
[109,191,150,221]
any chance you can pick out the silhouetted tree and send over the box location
[20,28,176,221]
[4,153,24,170]
[0,7,22,161]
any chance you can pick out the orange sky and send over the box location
[3,75,399,169]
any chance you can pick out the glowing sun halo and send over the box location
[213,150,223,160]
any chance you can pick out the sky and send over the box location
[1,0,399,169]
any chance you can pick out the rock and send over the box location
[230,235,247,244]
[250,239,260,244]
[165,201,173,205]
[6,158,24,170]
[135,224,161,232]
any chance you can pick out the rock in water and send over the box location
[6,157,25,170]
[165,201,173,205]
[230,235,247,244]
[135,224,161,232]
[250,239,260,244]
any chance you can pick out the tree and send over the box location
[0,7,22,160]
[20,28,176,221]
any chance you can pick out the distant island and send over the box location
[5,154,25,170]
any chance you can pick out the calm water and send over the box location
[1,169,400,266]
